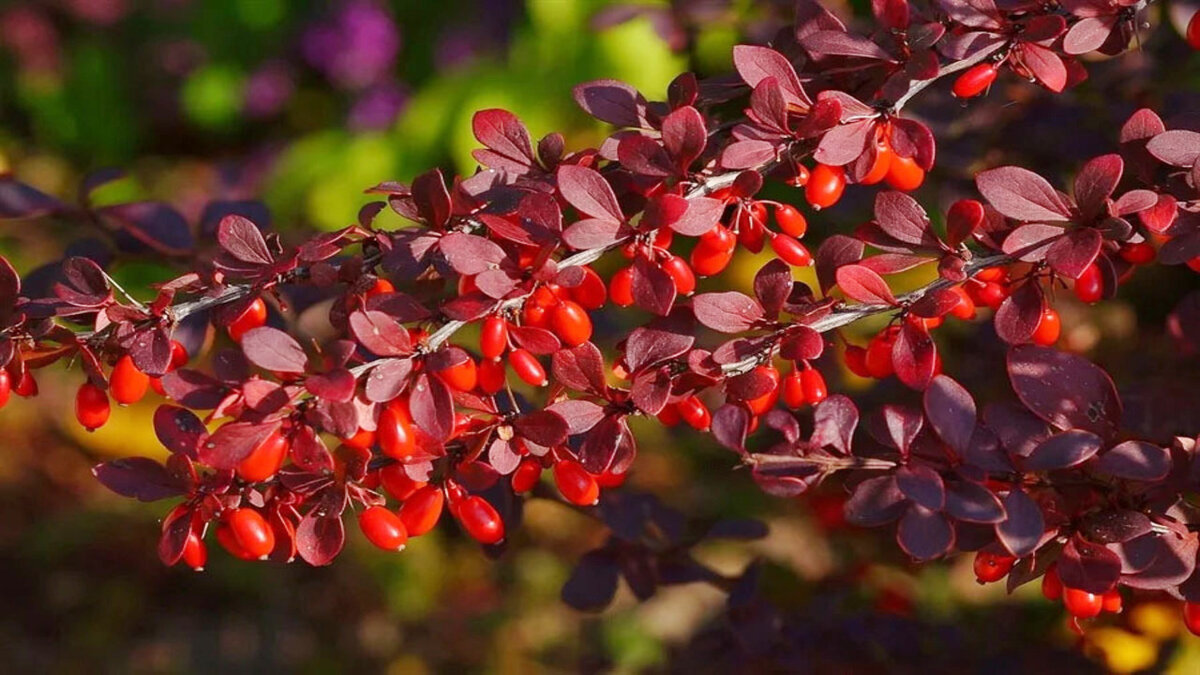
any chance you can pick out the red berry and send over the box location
[1042,564,1064,601]
[343,427,376,450]
[439,356,478,392]
[75,382,111,431]
[801,368,828,404]
[456,495,505,544]
[656,404,681,426]
[595,469,627,488]
[14,371,37,397]
[522,302,549,329]
[0,369,10,410]
[860,144,892,186]
[227,508,275,559]
[885,154,926,191]
[952,63,998,99]
[551,300,593,347]
[1189,256,1200,273]
[949,286,977,320]
[1119,242,1155,265]
[1188,10,1200,50]
[570,266,608,309]
[398,485,445,536]
[216,523,257,560]
[227,298,267,342]
[1063,587,1103,619]
[783,368,805,408]
[786,164,810,187]
[359,506,409,551]
[458,274,480,296]
[971,280,1007,310]
[1074,263,1104,304]
[480,316,508,360]
[553,459,601,506]
[509,349,547,387]
[844,346,871,378]
[774,204,808,238]
[367,278,395,297]
[1032,307,1061,346]
[378,401,417,460]
[661,255,696,296]
[1184,601,1200,636]
[1101,588,1123,613]
[770,233,813,266]
[865,333,895,379]
[744,365,781,415]
[110,354,150,405]
[182,531,207,571]
[478,358,506,394]
[237,430,289,482]
[973,551,1016,584]
[691,224,736,276]
[511,458,543,493]
[736,203,767,253]
[610,266,635,307]
[975,267,1007,283]
[677,395,711,431]
[806,164,846,210]
[380,464,425,501]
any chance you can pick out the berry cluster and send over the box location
[2,0,1200,632]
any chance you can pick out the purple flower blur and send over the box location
[301,0,401,90]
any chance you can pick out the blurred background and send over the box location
[2,0,1200,672]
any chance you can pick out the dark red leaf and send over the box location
[572,79,645,128]
[994,281,1044,344]
[153,405,207,457]
[691,291,765,333]
[976,166,1073,222]
[349,310,412,357]
[897,506,954,561]
[1146,130,1200,167]
[552,342,607,394]
[200,419,282,470]
[661,106,706,170]
[364,358,412,403]
[1073,154,1123,218]
[409,373,455,442]
[995,489,1045,557]
[631,256,676,316]
[471,108,536,171]
[1058,535,1122,594]
[439,232,506,275]
[896,465,945,510]
[1046,227,1101,280]
[731,45,810,110]
[514,410,569,447]
[1007,345,1122,438]
[893,322,937,390]
[845,476,906,526]
[557,165,623,223]
[835,264,897,305]
[296,512,345,566]
[92,457,182,502]
[924,375,976,456]
[810,395,858,454]
[1023,429,1102,471]
[1095,440,1171,481]
[216,215,273,265]
[944,481,1005,523]
[711,404,750,453]
[241,326,308,374]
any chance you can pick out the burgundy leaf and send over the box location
[92,457,182,502]
[1073,154,1123,218]
[1002,223,1066,261]
[306,368,356,403]
[1046,227,1101,279]
[1063,16,1115,55]
[661,106,706,170]
[631,256,676,316]
[0,177,66,219]
[624,312,695,372]
[216,215,273,265]
[241,326,308,374]
[630,366,672,415]
[719,140,777,169]
[409,373,454,442]
[668,197,724,236]
[994,281,1044,344]
[923,375,976,456]
[472,108,536,170]
[618,135,674,178]
[552,342,607,394]
[815,235,864,292]
[892,322,937,390]
[995,489,1045,557]
[880,405,923,456]
[810,395,858,454]
[1007,345,1122,437]
[1022,429,1102,471]
[439,232,506,275]
[731,45,809,109]
[711,404,750,453]
[547,399,606,435]
[976,166,1073,222]
[835,264,897,305]
[200,419,281,470]
[364,358,412,403]
[557,165,623,223]
[895,465,945,510]
[944,481,1005,523]
[296,512,345,566]
[1058,536,1122,594]
[1145,130,1200,167]
[754,259,792,317]
[1095,440,1171,481]
[572,79,644,127]
[349,310,412,357]
[814,119,874,166]
[508,325,562,355]
[1019,43,1067,92]
[514,410,569,447]
[691,291,765,333]
[153,405,207,457]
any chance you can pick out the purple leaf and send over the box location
[216,215,273,265]
[1058,536,1122,594]
[897,506,954,561]
[472,108,536,170]
[0,177,66,219]
[924,375,976,456]
[1073,154,1123,218]
[306,368,356,403]
[1095,440,1171,481]
[1022,429,1102,471]
[241,326,308,374]
[995,489,1045,557]
[661,106,706,170]
[153,405,207,457]
[944,481,1005,523]
[92,457,182,502]
[976,166,1074,222]
[409,373,454,442]
[845,476,906,526]
[810,395,858,454]
[1007,345,1122,438]
[631,256,676,316]
[1145,130,1200,167]
[364,358,412,403]
[439,232,506,275]
[896,465,945,510]
[514,410,569,447]
[573,79,645,128]
[719,140,777,169]
[731,45,810,109]
[349,310,412,357]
